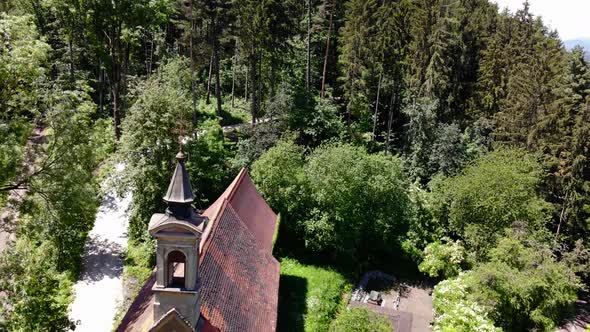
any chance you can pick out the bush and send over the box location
[90,118,115,164]
[251,138,306,216]
[468,234,582,331]
[432,232,583,332]
[419,239,466,278]
[252,141,412,264]
[433,148,551,259]
[0,240,75,331]
[432,274,500,332]
[278,258,351,332]
[330,308,393,332]
[303,143,410,262]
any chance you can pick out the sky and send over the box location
[491,0,590,40]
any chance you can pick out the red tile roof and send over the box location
[116,168,279,332]
[199,203,279,331]
[202,168,277,253]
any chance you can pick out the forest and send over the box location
[0,0,589,331]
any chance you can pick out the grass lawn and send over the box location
[278,257,352,332]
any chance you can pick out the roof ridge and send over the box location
[225,168,247,202]
[199,198,228,263]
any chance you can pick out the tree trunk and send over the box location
[69,35,74,79]
[386,82,397,154]
[556,191,569,237]
[98,58,103,115]
[147,32,154,76]
[306,0,312,93]
[112,81,121,140]
[110,27,122,141]
[270,57,276,98]
[257,53,262,121]
[231,55,236,108]
[372,74,382,141]
[214,40,222,116]
[190,0,197,124]
[249,52,258,124]
[206,50,213,104]
[321,1,334,98]
[122,43,129,117]
[245,67,248,100]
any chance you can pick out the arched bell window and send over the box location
[166,250,187,288]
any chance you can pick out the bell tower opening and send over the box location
[167,250,187,288]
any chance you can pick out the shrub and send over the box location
[432,274,500,332]
[303,143,411,262]
[433,148,551,258]
[0,240,75,331]
[419,239,466,278]
[468,234,582,331]
[253,142,412,264]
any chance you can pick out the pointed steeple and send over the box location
[163,147,195,219]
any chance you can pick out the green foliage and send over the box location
[339,0,410,135]
[0,119,30,190]
[0,13,48,192]
[329,307,393,332]
[253,141,411,264]
[251,138,306,218]
[468,234,582,331]
[432,274,500,332]
[90,118,116,164]
[20,85,100,273]
[119,58,231,240]
[0,14,50,117]
[419,239,466,279]
[124,239,156,283]
[434,148,551,258]
[185,118,232,206]
[304,97,345,146]
[432,232,583,331]
[231,122,284,169]
[119,58,194,240]
[0,240,75,331]
[303,143,410,262]
[401,183,445,261]
[278,258,351,332]
[401,98,437,180]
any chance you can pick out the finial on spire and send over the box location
[163,148,195,219]
[176,143,186,161]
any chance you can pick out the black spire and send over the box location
[163,147,195,219]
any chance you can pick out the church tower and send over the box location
[148,148,206,327]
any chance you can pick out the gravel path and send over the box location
[69,176,131,332]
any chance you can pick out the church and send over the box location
[116,149,280,332]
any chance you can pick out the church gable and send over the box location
[148,309,195,332]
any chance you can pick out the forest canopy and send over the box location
[1,0,590,331]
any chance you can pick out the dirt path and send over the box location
[69,171,131,332]
[559,296,590,332]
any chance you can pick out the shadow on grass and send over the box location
[277,275,308,332]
